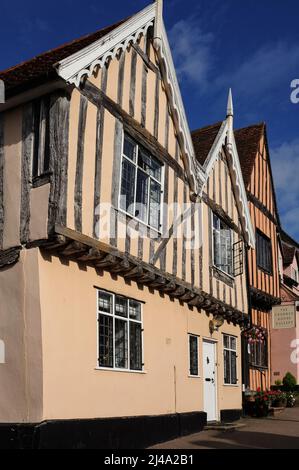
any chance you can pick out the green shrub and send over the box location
[275,379,282,386]
[283,372,297,391]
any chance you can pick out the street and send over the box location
[151,407,299,449]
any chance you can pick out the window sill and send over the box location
[95,367,147,374]
[223,383,240,387]
[212,266,235,287]
[249,365,268,371]
[257,266,273,277]
[188,374,201,379]
[31,172,52,188]
[117,207,162,238]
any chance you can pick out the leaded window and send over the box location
[97,290,143,371]
[213,213,233,276]
[249,335,268,369]
[223,334,237,385]
[189,335,199,376]
[119,134,163,231]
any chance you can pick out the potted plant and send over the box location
[243,326,267,345]
[271,390,286,408]
[286,392,296,408]
[254,388,270,417]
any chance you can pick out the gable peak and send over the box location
[226,88,233,118]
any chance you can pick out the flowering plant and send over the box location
[243,326,266,344]
[253,388,271,416]
[286,392,296,408]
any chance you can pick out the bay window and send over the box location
[119,134,163,231]
[97,290,143,371]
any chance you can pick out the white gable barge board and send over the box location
[155,20,205,193]
[55,4,156,86]
[201,118,255,249]
[55,2,204,196]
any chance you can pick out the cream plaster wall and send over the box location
[0,249,43,422]
[38,251,242,421]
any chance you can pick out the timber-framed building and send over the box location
[0,1,254,448]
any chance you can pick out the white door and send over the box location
[203,340,217,422]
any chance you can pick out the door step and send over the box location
[204,422,245,432]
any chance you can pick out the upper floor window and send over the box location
[119,134,163,231]
[32,96,51,179]
[248,332,268,369]
[256,230,272,274]
[97,290,143,371]
[212,213,233,276]
[223,334,237,385]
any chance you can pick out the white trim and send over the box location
[202,120,255,248]
[154,20,205,195]
[203,339,218,422]
[211,211,234,278]
[118,130,164,233]
[95,367,147,374]
[96,289,144,372]
[229,133,255,249]
[222,333,238,387]
[54,3,204,197]
[55,4,156,87]
[53,1,254,238]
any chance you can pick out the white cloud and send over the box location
[271,139,299,239]
[168,16,214,89]
[214,42,299,103]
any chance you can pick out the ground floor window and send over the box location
[223,334,237,385]
[189,335,199,376]
[97,289,143,371]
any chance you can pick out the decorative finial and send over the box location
[226,88,233,118]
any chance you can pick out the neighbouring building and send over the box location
[271,230,299,384]
[0,1,254,448]
[192,122,281,393]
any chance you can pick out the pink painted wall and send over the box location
[270,317,299,384]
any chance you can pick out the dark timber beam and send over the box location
[79,80,186,183]
[46,224,246,324]
[0,247,21,268]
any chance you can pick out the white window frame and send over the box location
[188,334,200,378]
[223,334,238,386]
[96,289,144,373]
[211,212,234,278]
[291,267,298,283]
[118,131,164,234]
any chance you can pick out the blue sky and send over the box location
[1,0,299,239]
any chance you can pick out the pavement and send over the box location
[151,407,299,449]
